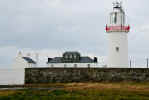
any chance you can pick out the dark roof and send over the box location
[48,57,62,63]
[63,51,80,55]
[80,57,94,63]
[22,57,36,64]
[47,57,95,63]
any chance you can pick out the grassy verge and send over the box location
[0,82,149,100]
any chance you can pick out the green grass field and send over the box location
[0,82,149,100]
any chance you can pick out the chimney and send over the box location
[48,58,52,62]
[94,57,98,63]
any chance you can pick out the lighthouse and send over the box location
[106,2,130,68]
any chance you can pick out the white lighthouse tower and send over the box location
[106,1,130,68]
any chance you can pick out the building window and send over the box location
[116,47,119,52]
[64,64,67,68]
[74,64,77,68]
[74,55,76,59]
[87,64,90,68]
[70,54,72,59]
[28,63,32,68]
[51,64,54,67]
[65,55,68,59]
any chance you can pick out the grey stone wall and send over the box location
[25,68,149,84]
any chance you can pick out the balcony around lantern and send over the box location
[106,25,130,33]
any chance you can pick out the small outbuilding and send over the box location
[47,51,98,68]
[13,51,36,68]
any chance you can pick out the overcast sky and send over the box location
[0,0,149,67]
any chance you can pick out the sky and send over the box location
[0,0,149,67]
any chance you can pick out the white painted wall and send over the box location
[107,32,128,68]
[13,54,36,68]
[13,56,27,68]
[47,63,98,68]
[0,52,36,85]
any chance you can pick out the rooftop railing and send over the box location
[106,25,130,33]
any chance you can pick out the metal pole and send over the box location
[147,58,148,68]
[130,60,132,68]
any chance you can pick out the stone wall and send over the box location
[25,68,149,84]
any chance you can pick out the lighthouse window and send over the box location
[116,47,119,52]
[114,12,117,24]
[121,14,124,25]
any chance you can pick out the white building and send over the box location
[47,51,98,68]
[0,52,36,85]
[106,2,130,68]
[13,51,36,68]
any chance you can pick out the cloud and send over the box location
[0,0,149,67]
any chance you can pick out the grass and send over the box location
[0,82,149,100]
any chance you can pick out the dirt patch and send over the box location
[63,83,149,92]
